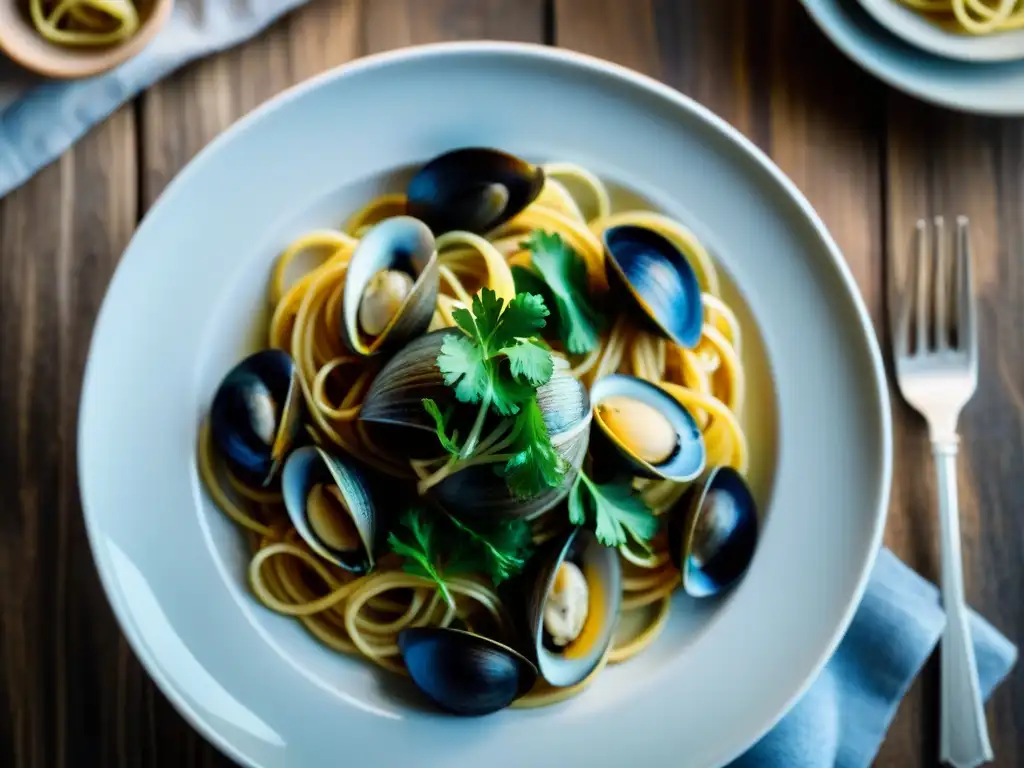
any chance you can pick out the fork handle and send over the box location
[933,441,993,768]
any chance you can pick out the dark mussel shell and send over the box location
[602,224,704,349]
[398,627,538,716]
[209,349,302,487]
[429,366,592,520]
[406,147,545,235]
[668,466,759,598]
[281,446,377,573]
[590,374,705,483]
[341,216,439,357]
[524,528,622,688]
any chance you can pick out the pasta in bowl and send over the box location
[197,147,763,715]
[0,0,171,78]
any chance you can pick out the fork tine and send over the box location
[915,218,930,354]
[894,221,921,360]
[955,216,978,361]
[933,216,949,351]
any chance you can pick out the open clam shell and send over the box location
[209,348,302,487]
[668,466,758,597]
[602,224,704,349]
[526,528,622,688]
[406,147,545,235]
[398,627,538,716]
[281,446,377,573]
[590,374,705,483]
[341,216,439,357]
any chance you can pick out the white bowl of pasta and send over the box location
[0,0,172,79]
[858,0,1024,62]
[77,41,891,768]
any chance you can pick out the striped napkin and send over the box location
[0,6,1016,766]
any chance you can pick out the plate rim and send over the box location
[801,0,1024,116]
[857,0,1024,63]
[77,39,893,768]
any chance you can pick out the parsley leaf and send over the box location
[491,292,550,350]
[502,396,567,499]
[421,398,460,456]
[437,333,489,405]
[445,514,533,584]
[503,339,554,386]
[388,508,468,609]
[569,473,660,547]
[436,287,552,417]
[522,230,603,355]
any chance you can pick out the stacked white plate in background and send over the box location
[802,0,1024,114]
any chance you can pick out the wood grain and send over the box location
[882,92,1024,767]
[0,107,137,768]
[0,1,1021,766]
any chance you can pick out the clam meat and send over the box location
[282,445,377,573]
[590,374,705,483]
[527,528,621,688]
[341,216,439,356]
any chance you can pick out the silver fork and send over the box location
[893,215,992,768]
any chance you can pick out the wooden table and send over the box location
[0,1,1020,765]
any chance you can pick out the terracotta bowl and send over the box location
[0,0,173,79]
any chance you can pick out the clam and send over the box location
[602,224,703,349]
[525,528,622,688]
[398,627,538,716]
[281,446,377,573]
[358,329,469,461]
[359,329,592,517]
[341,216,440,356]
[430,365,591,520]
[590,374,705,483]
[667,466,758,598]
[209,349,302,487]
[406,147,545,234]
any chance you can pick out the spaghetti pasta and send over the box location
[199,156,754,711]
[896,0,1024,34]
[29,0,140,46]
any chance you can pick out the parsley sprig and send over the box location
[418,287,568,500]
[519,230,603,355]
[568,472,660,548]
[388,508,533,609]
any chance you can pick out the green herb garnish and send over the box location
[388,508,533,607]
[418,287,567,500]
[387,508,469,609]
[521,230,603,355]
[445,513,534,584]
[501,395,567,499]
[439,289,552,416]
[569,472,660,548]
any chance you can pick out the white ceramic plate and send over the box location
[858,0,1024,62]
[803,0,1024,114]
[78,42,891,768]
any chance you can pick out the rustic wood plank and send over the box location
[362,0,545,52]
[881,93,1024,768]
[0,107,137,768]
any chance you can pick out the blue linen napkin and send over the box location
[0,11,1017,767]
[732,548,1017,767]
